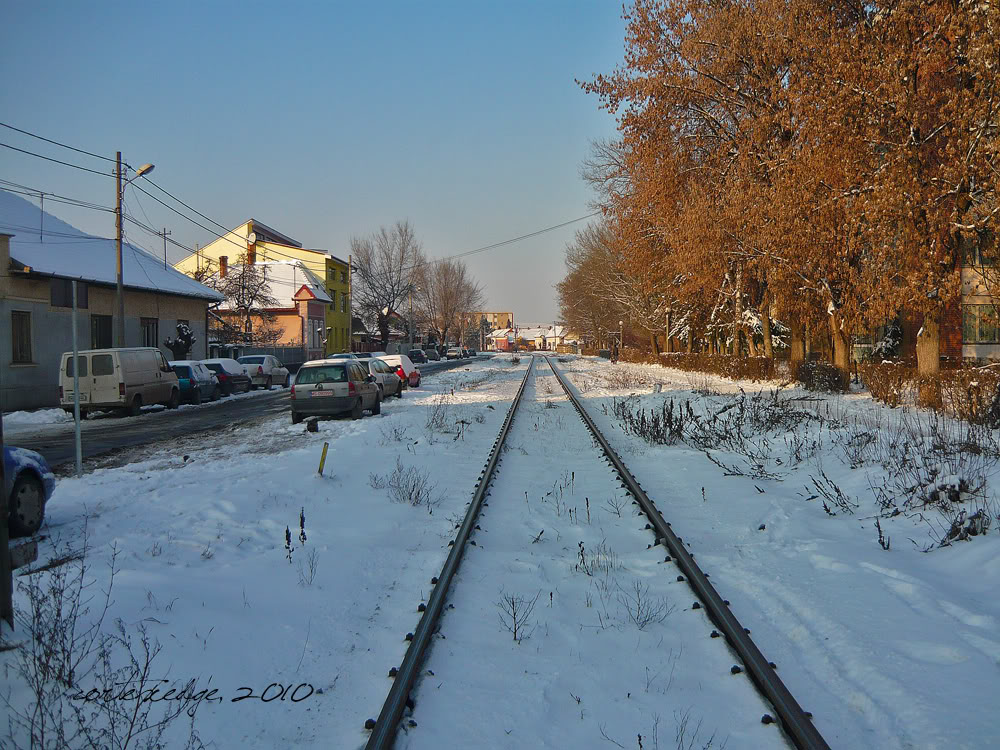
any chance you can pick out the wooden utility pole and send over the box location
[115,151,125,347]
[161,228,172,270]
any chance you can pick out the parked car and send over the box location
[290,359,380,423]
[169,360,220,404]
[238,355,290,389]
[380,354,421,388]
[446,347,462,360]
[327,353,358,361]
[462,348,472,358]
[201,358,252,395]
[4,445,55,536]
[353,351,387,360]
[60,347,180,417]
[468,348,478,356]
[358,357,403,399]
[408,349,428,364]
[423,348,441,361]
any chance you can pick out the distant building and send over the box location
[173,219,352,355]
[471,311,514,330]
[0,192,222,411]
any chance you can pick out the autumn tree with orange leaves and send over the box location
[566,0,998,390]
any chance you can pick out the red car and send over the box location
[379,354,421,388]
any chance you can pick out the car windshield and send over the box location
[239,356,265,364]
[171,366,192,378]
[296,365,348,384]
[204,363,223,374]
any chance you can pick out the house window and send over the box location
[341,294,347,313]
[140,318,159,348]
[50,278,88,308]
[341,271,347,283]
[91,315,113,349]
[963,305,1000,344]
[12,311,32,363]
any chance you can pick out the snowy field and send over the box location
[3,357,529,749]
[4,353,999,749]
[553,355,1000,750]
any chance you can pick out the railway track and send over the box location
[365,354,830,750]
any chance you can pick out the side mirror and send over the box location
[367,375,376,383]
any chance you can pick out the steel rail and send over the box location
[365,356,535,749]
[545,357,831,750]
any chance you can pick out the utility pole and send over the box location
[161,227,172,270]
[408,286,414,352]
[115,151,124,347]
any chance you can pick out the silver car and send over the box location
[238,355,290,389]
[290,359,381,424]
[359,358,403,399]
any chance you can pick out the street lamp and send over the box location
[116,154,155,347]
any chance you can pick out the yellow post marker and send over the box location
[318,442,329,476]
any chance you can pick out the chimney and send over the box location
[219,255,228,278]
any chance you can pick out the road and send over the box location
[4,355,491,470]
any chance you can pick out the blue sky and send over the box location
[0,1,625,324]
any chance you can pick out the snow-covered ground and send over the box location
[2,407,76,426]
[3,358,529,749]
[552,355,1000,750]
[401,358,772,749]
[5,353,998,749]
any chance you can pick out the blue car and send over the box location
[4,446,55,536]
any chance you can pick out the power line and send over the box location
[0,183,114,213]
[0,121,117,164]
[404,211,602,271]
[0,142,113,178]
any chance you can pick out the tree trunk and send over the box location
[789,320,806,364]
[664,311,673,353]
[745,328,758,356]
[828,311,850,375]
[916,309,942,407]
[687,328,694,353]
[759,294,773,359]
[650,331,661,355]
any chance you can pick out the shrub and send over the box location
[656,353,776,382]
[859,360,915,407]
[938,368,1000,426]
[793,360,850,393]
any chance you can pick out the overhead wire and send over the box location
[3,122,601,278]
[0,142,113,178]
[0,121,117,164]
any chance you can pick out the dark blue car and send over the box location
[4,446,55,536]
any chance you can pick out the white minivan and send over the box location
[60,347,180,417]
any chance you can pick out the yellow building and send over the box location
[173,219,352,354]
[471,311,514,330]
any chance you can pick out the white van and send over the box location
[60,347,180,417]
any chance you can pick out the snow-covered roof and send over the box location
[215,260,332,310]
[0,190,223,301]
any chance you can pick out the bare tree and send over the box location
[194,253,281,345]
[414,257,484,347]
[351,221,422,346]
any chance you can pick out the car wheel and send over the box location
[283,374,290,388]
[265,376,272,390]
[193,386,203,405]
[127,395,142,417]
[372,393,381,415]
[351,398,363,420]
[292,411,303,425]
[9,473,45,536]
[167,389,180,409]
